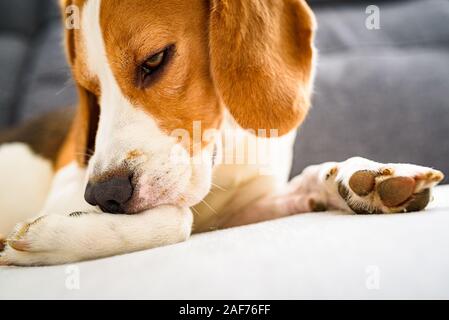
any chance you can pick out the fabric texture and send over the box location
[0,0,447,180]
[1,185,449,299]
[0,0,74,126]
[292,0,449,182]
[0,36,28,127]
[16,21,77,123]
[0,0,448,299]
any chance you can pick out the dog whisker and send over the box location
[55,79,73,96]
[211,183,227,192]
[201,199,217,215]
[191,207,200,216]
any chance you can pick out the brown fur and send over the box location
[100,0,223,150]
[0,109,74,164]
[209,0,316,135]
[58,0,101,167]
[57,0,316,168]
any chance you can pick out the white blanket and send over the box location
[1,185,449,299]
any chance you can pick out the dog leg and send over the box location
[0,205,192,266]
[222,157,444,228]
[0,143,54,235]
[0,162,192,266]
[306,157,444,214]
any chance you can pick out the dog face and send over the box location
[60,0,316,214]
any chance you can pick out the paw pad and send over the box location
[405,189,431,212]
[349,170,376,196]
[334,160,442,214]
[377,177,415,207]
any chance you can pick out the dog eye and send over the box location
[137,45,174,88]
[142,51,165,74]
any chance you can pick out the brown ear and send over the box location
[56,1,100,169]
[209,0,316,136]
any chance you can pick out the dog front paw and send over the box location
[332,157,444,214]
[0,215,81,266]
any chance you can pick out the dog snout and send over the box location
[84,173,134,214]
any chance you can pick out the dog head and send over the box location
[59,0,316,214]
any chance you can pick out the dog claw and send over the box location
[7,240,31,252]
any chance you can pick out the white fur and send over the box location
[0,144,53,235]
[40,162,95,215]
[0,160,193,265]
[82,0,212,208]
[0,0,443,266]
[215,157,443,229]
[1,204,192,266]
[0,0,200,265]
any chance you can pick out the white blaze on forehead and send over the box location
[79,0,211,208]
[81,0,105,79]
[81,0,129,94]
[80,0,179,171]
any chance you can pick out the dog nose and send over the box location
[84,174,134,214]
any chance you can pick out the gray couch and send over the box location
[1,0,449,300]
[0,0,448,182]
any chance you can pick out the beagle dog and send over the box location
[0,0,444,266]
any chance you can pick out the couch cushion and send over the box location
[292,49,449,179]
[16,22,77,123]
[314,0,449,53]
[0,0,59,38]
[0,35,28,127]
[1,185,448,299]
[292,0,449,182]
[0,0,40,37]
